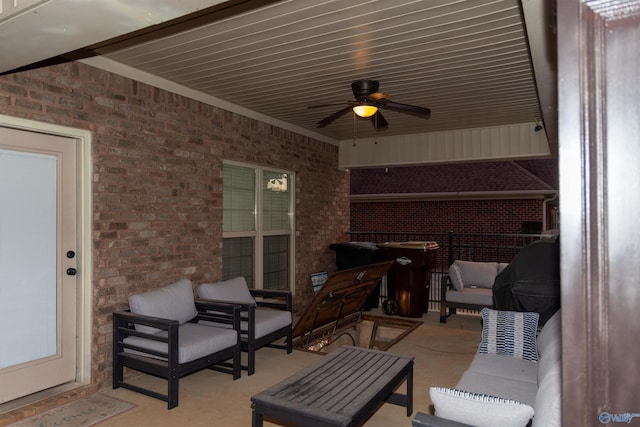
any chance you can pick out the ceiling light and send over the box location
[353,104,378,118]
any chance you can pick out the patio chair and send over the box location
[113,279,241,409]
[196,277,292,376]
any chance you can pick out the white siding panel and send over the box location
[339,123,551,168]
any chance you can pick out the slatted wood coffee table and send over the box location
[251,346,413,427]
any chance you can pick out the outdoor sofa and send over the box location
[414,308,562,427]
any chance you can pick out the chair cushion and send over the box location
[448,263,464,290]
[197,277,256,305]
[199,308,291,339]
[445,287,493,306]
[128,279,197,334]
[253,308,292,338]
[498,262,510,274]
[123,322,237,364]
[479,308,539,361]
[430,387,534,427]
[453,260,499,288]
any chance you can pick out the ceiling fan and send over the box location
[309,80,431,129]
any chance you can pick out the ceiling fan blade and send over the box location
[370,111,389,129]
[308,102,349,109]
[316,106,352,128]
[377,99,431,119]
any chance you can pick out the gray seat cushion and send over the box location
[445,287,493,306]
[124,322,237,364]
[253,308,291,338]
[456,370,538,407]
[200,308,291,339]
[467,354,538,383]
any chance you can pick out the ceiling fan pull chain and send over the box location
[374,114,378,144]
[353,112,357,146]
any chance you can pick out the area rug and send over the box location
[8,393,136,427]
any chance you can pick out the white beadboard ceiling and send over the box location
[2,0,556,150]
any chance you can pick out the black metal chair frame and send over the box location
[203,288,292,376]
[113,299,241,409]
[439,275,494,323]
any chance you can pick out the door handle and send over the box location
[66,268,77,276]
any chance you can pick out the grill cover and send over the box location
[492,239,560,326]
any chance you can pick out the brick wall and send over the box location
[0,61,349,416]
[350,199,544,235]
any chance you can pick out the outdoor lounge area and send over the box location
[3,0,639,424]
[96,309,484,427]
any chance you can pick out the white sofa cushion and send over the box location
[532,363,562,427]
[467,354,538,383]
[453,260,499,288]
[128,278,197,334]
[537,332,561,385]
[479,308,539,361]
[197,277,256,305]
[123,322,237,364]
[430,387,534,427]
[537,309,561,356]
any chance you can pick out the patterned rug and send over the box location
[8,393,136,427]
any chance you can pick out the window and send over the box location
[222,162,294,291]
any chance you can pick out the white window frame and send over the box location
[222,160,296,293]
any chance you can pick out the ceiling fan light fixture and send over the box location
[353,104,378,117]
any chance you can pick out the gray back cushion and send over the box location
[129,278,197,334]
[454,260,499,288]
[197,277,256,305]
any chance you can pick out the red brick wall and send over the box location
[0,62,349,401]
[350,199,544,234]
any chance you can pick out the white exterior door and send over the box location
[0,126,78,403]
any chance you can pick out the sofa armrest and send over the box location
[412,412,474,427]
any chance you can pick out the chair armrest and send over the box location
[249,289,292,311]
[194,299,242,332]
[113,310,178,334]
[412,412,474,427]
[113,310,179,360]
[441,274,451,301]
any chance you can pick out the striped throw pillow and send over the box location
[479,308,539,361]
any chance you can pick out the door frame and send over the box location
[0,114,93,387]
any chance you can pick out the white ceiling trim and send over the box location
[79,56,338,146]
[339,122,551,169]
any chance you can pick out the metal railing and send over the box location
[345,231,554,310]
